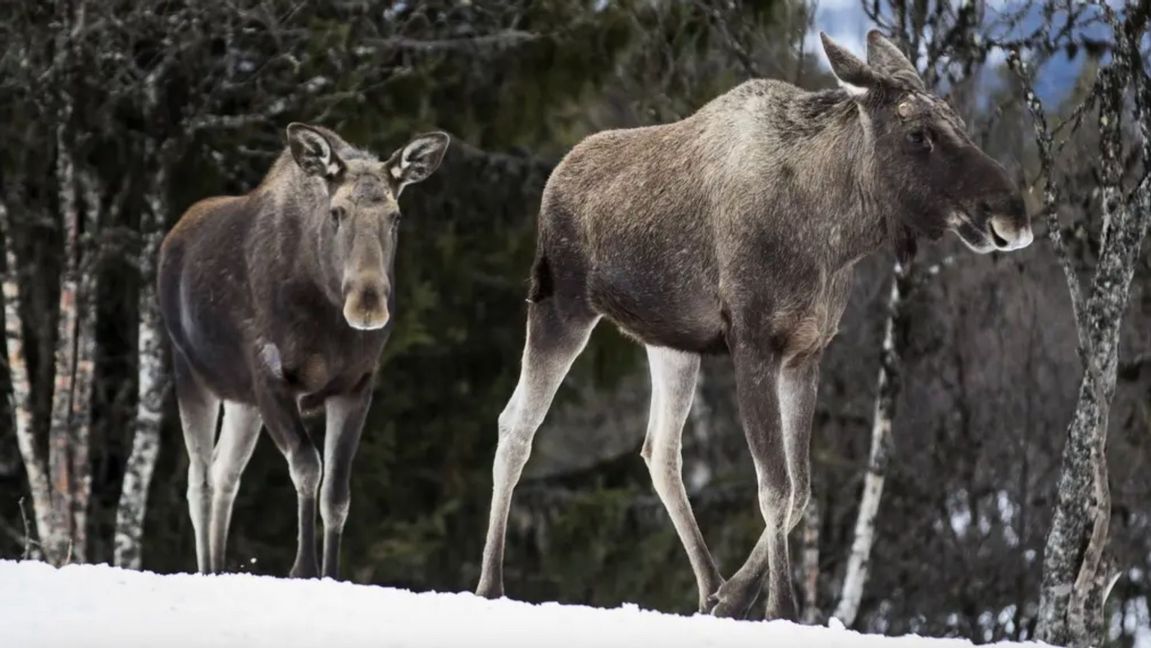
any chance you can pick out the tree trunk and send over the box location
[46,45,81,563]
[70,169,100,563]
[1,197,57,561]
[1036,180,1149,637]
[113,158,169,570]
[1037,12,1150,643]
[801,495,822,624]
[833,260,910,627]
[685,368,714,493]
[19,0,99,567]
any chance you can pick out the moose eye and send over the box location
[907,129,930,149]
[330,206,346,224]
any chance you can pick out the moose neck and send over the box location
[779,90,897,271]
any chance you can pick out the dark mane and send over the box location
[772,87,859,141]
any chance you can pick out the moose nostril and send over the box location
[989,227,1009,248]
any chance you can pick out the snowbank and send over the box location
[0,560,1050,647]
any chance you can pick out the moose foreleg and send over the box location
[708,338,797,620]
[320,384,372,579]
[256,381,322,579]
[780,357,821,533]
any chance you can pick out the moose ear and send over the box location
[866,30,924,91]
[286,123,343,178]
[820,32,881,93]
[386,132,450,194]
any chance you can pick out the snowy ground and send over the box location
[1,561,1051,648]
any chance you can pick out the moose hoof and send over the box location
[706,581,757,619]
[703,593,721,615]
[475,580,504,600]
[289,561,319,579]
[765,599,799,622]
[699,580,727,614]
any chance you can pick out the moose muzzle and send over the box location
[984,193,1033,252]
[342,274,391,330]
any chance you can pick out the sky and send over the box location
[806,0,1102,105]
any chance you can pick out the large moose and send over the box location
[159,124,449,578]
[476,31,1032,618]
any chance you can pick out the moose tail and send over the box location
[526,251,554,303]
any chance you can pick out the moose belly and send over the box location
[588,266,727,354]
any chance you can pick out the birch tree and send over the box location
[832,0,993,624]
[0,0,100,566]
[1008,3,1151,645]
[113,63,173,570]
[833,260,910,626]
[1,198,55,561]
[111,188,167,569]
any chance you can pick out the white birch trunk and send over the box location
[32,0,94,565]
[833,260,908,627]
[113,150,169,570]
[1,198,56,560]
[801,496,821,624]
[686,368,713,493]
[69,169,101,563]
[46,45,81,564]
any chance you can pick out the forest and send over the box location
[0,1,1149,647]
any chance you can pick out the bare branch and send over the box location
[368,30,543,54]
[1006,49,1090,361]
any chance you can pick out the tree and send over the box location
[832,0,992,625]
[0,0,99,565]
[1008,3,1151,645]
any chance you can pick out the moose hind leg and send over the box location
[174,353,220,574]
[476,300,598,599]
[641,346,723,612]
[208,401,262,573]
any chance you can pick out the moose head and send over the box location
[286,123,449,330]
[821,30,1033,254]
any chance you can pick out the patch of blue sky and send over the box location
[805,0,1132,106]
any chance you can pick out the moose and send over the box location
[476,31,1032,618]
[159,124,449,578]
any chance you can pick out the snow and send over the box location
[0,560,1052,648]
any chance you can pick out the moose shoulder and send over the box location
[158,124,448,579]
[476,31,1032,619]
